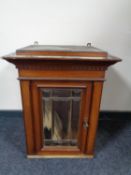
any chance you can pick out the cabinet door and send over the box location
[31,81,92,156]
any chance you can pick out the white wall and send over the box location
[0,0,131,111]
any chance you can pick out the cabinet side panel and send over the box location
[86,82,103,156]
[20,80,35,154]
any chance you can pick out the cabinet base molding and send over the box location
[27,154,94,159]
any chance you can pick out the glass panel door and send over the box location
[41,88,82,147]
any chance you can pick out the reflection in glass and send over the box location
[41,88,82,147]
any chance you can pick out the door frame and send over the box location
[31,80,92,156]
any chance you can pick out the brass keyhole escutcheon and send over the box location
[83,120,88,129]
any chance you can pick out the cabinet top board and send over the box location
[16,45,107,57]
[2,44,121,65]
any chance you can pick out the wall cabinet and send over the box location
[3,44,121,158]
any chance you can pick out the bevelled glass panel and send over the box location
[41,88,82,147]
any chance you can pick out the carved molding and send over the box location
[16,63,107,71]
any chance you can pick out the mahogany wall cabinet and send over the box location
[3,44,121,158]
